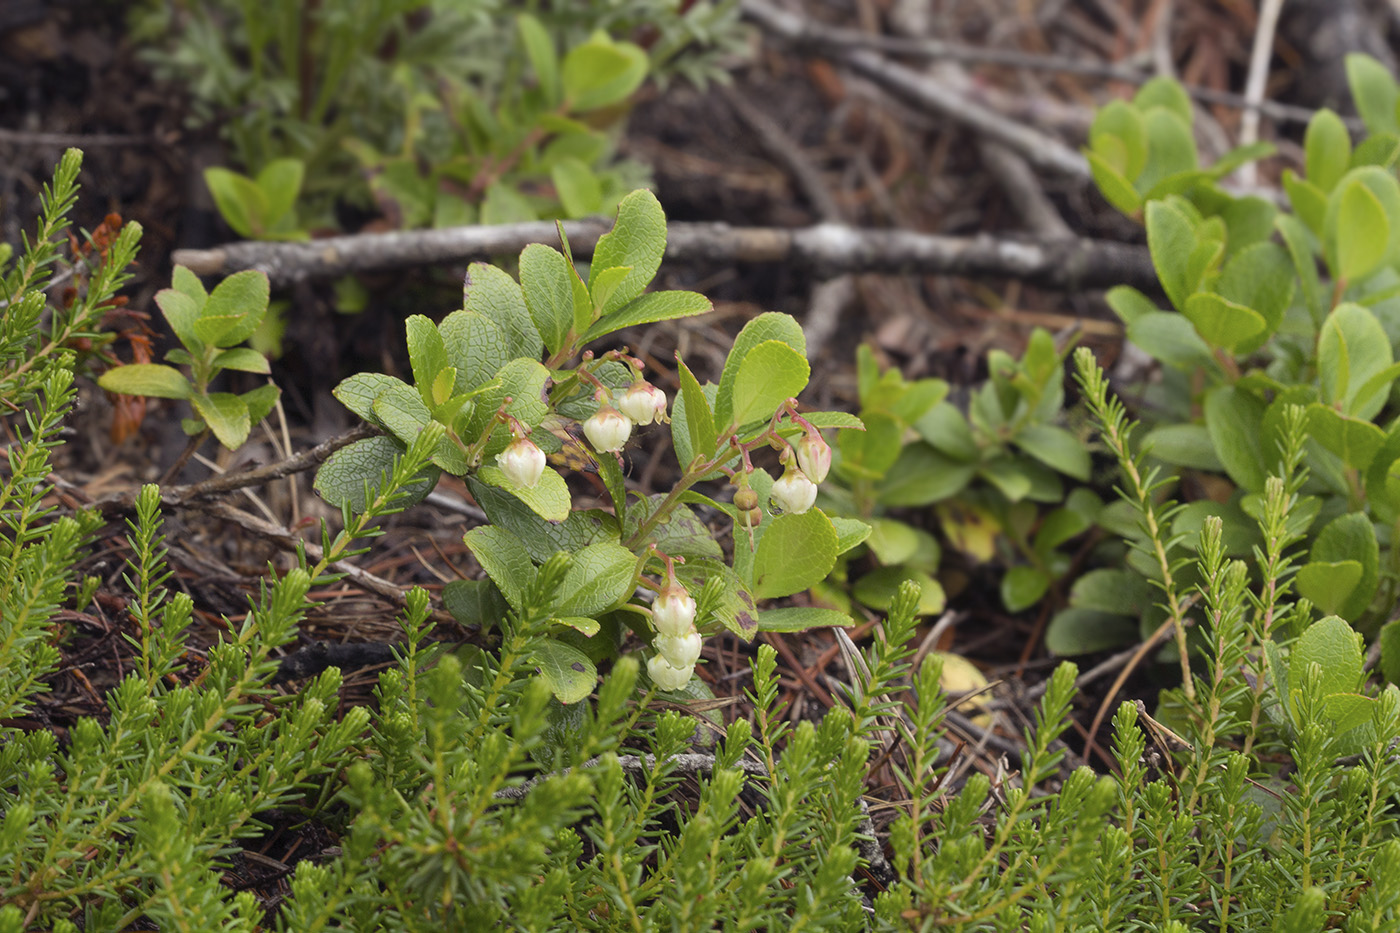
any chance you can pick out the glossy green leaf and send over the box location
[1306,512,1380,621]
[156,287,202,350]
[622,497,722,561]
[1335,178,1390,282]
[203,166,264,238]
[913,402,978,461]
[1013,424,1091,480]
[1002,565,1050,613]
[551,156,603,218]
[529,638,597,704]
[1319,302,1393,418]
[1305,108,1352,193]
[1346,53,1400,135]
[876,443,976,507]
[1290,615,1365,697]
[255,158,304,226]
[829,516,874,556]
[439,309,511,392]
[1204,386,1269,493]
[195,269,269,347]
[1085,151,1141,214]
[443,578,509,630]
[1182,292,1265,352]
[1296,561,1365,618]
[372,379,433,446]
[1045,608,1137,655]
[1146,198,1201,311]
[728,340,810,428]
[405,314,450,408]
[519,243,574,354]
[1143,422,1223,470]
[98,363,193,400]
[477,464,571,522]
[517,13,559,104]
[241,383,280,423]
[866,518,921,565]
[1276,213,1325,326]
[464,357,551,458]
[751,509,839,599]
[671,356,716,468]
[1135,76,1193,123]
[1380,619,1400,684]
[552,541,637,617]
[1104,285,1159,325]
[1306,405,1386,471]
[582,289,712,342]
[191,391,251,449]
[333,373,406,428]
[1069,569,1150,616]
[1282,170,1329,236]
[1136,109,1199,194]
[561,35,648,112]
[757,607,854,632]
[852,566,946,616]
[589,189,665,316]
[1089,99,1147,180]
[212,348,270,374]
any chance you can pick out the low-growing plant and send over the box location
[9,148,1400,932]
[97,265,278,450]
[1050,55,1400,668]
[131,0,744,236]
[314,188,868,700]
[814,333,1100,636]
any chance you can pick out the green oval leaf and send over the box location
[313,435,440,513]
[97,364,193,400]
[751,509,839,600]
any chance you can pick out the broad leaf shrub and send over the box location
[8,150,1400,930]
[1038,55,1400,664]
[314,187,865,700]
[97,264,278,449]
[130,0,744,238]
[815,336,1100,638]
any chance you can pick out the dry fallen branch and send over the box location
[740,0,1088,179]
[173,221,1156,294]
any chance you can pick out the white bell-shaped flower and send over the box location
[647,654,694,691]
[583,404,632,453]
[495,437,546,488]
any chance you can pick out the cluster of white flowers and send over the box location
[493,375,840,696]
[767,427,831,515]
[583,380,668,454]
[647,577,699,690]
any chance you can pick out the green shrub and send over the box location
[11,132,1400,929]
[130,0,744,235]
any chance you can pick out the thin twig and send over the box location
[1237,0,1288,189]
[736,0,1340,128]
[190,498,437,613]
[89,423,378,517]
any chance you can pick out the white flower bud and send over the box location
[582,405,632,453]
[656,630,702,668]
[618,381,668,425]
[770,466,818,514]
[795,429,832,484]
[647,653,694,691]
[495,437,546,488]
[652,584,697,637]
